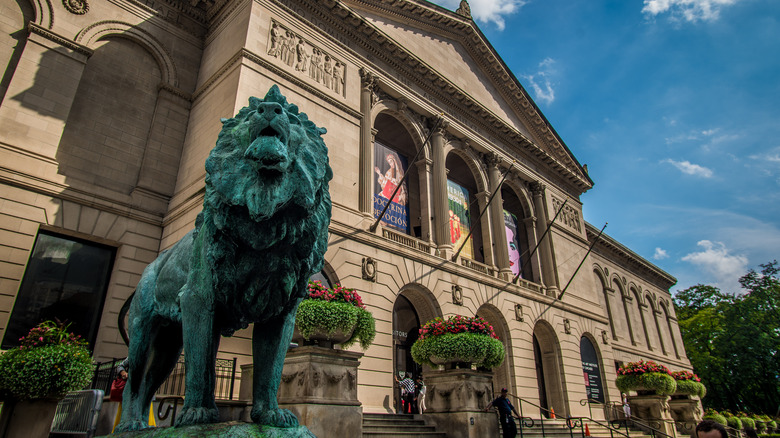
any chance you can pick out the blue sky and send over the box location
[431,0,780,294]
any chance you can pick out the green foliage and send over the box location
[675,380,707,398]
[758,435,780,438]
[704,409,728,425]
[674,261,780,414]
[410,332,505,369]
[726,416,743,430]
[295,299,375,350]
[740,417,756,430]
[615,372,677,395]
[0,341,94,400]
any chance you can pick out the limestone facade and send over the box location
[0,0,692,418]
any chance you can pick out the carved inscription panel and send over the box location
[267,20,346,98]
[552,196,582,232]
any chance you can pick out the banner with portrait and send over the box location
[504,210,522,277]
[447,180,473,259]
[373,142,409,233]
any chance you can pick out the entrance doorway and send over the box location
[532,322,568,418]
[533,334,550,414]
[393,295,420,413]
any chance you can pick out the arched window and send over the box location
[501,186,533,280]
[373,113,422,238]
[445,152,484,263]
[580,336,605,403]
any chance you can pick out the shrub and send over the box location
[674,379,707,398]
[0,321,93,400]
[703,409,728,426]
[411,331,505,369]
[740,417,756,430]
[616,372,677,395]
[726,416,743,430]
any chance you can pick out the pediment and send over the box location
[312,0,592,191]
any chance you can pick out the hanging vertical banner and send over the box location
[580,337,605,403]
[447,180,473,259]
[504,210,522,277]
[373,142,409,233]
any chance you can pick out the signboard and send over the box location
[504,210,522,277]
[447,180,473,259]
[373,142,409,233]
[580,337,605,403]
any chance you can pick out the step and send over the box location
[362,413,446,438]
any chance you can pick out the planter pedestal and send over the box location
[240,346,363,438]
[669,395,703,435]
[627,394,676,437]
[0,398,60,438]
[421,368,496,438]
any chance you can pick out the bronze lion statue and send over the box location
[115,85,332,432]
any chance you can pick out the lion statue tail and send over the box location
[118,291,135,346]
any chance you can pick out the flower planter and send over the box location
[411,316,505,371]
[0,397,60,438]
[293,282,375,350]
[292,325,355,348]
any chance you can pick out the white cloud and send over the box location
[523,57,557,105]
[682,240,748,293]
[642,0,740,22]
[662,159,714,177]
[433,0,525,30]
[653,247,669,260]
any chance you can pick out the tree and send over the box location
[674,261,780,414]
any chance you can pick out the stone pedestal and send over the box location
[422,369,498,438]
[241,346,363,438]
[669,396,703,435]
[628,394,677,437]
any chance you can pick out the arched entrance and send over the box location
[392,285,441,414]
[533,322,568,417]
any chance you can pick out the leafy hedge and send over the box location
[616,372,677,395]
[726,416,743,430]
[411,332,505,369]
[703,410,728,426]
[740,417,756,430]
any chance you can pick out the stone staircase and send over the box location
[513,418,658,438]
[362,413,446,438]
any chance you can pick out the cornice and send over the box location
[586,222,677,291]
[28,22,93,57]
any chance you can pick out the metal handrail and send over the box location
[580,398,675,438]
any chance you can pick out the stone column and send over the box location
[431,117,451,258]
[530,182,559,296]
[523,216,543,285]
[474,191,495,268]
[358,68,376,223]
[0,24,92,159]
[423,369,498,438]
[416,157,434,243]
[486,153,510,278]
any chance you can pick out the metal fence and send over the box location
[90,356,239,400]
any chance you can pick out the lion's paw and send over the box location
[251,407,299,428]
[113,420,150,432]
[174,406,220,427]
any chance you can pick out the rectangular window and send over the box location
[2,231,116,350]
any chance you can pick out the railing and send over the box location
[90,356,240,401]
[382,228,431,254]
[579,398,675,438]
[460,258,496,276]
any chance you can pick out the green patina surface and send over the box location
[104,421,315,438]
[114,85,332,433]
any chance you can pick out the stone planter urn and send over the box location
[421,368,498,438]
[0,398,60,438]
[291,326,354,349]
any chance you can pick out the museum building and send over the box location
[0,0,692,417]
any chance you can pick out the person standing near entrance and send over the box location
[485,388,520,438]
[395,373,416,414]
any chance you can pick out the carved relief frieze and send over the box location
[268,20,346,98]
[552,196,582,232]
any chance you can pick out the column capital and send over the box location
[359,67,376,91]
[530,181,546,197]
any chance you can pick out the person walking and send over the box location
[485,388,520,438]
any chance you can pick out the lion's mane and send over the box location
[194,85,332,332]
